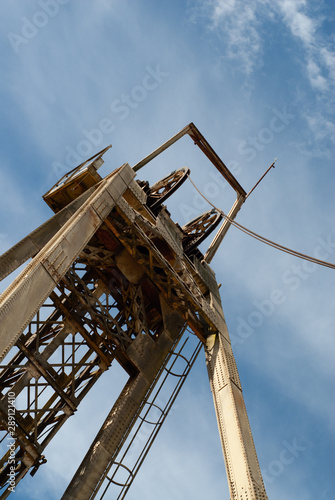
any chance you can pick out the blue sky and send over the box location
[0,1,334,499]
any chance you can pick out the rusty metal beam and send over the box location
[0,165,134,362]
[0,185,99,283]
[133,122,247,198]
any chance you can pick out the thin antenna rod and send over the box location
[246,159,277,199]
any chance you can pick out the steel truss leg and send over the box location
[62,298,185,500]
[205,294,268,500]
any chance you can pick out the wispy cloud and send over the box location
[192,0,334,91]
[277,0,334,96]
[304,112,335,146]
[279,0,317,45]
[193,0,263,75]
[191,0,335,147]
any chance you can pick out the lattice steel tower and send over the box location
[0,124,268,499]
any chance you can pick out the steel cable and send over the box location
[188,176,335,270]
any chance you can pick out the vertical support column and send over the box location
[204,194,245,264]
[205,293,268,500]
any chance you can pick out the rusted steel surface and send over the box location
[0,159,218,496]
[0,125,267,500]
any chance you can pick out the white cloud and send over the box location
[191,0,335,147]
[320,46,335,81]
[210,0,263,75]
[194,0,334,90]
[304,111,335,143]
[211,0,237,22]
[276,0,335,103]
[306,58,328,91]
[278,0,316,45]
